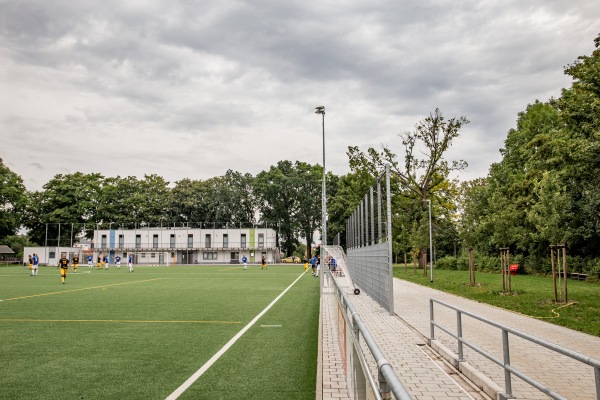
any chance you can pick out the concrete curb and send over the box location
[431,339,504,400]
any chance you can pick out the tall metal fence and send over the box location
[345,165,394,315]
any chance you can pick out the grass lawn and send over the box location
[0,264,320,399]
[394,266,600,337]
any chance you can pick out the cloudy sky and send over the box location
[1,0,598,191]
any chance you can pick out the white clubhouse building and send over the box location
[93,226,278,265]
[24,226,278,266]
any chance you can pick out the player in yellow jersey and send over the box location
[28,255,33,275]
[57,253,70,284]
[72,254,79,273]
[303,257,309,272]
[261,255,267,270]
[97,256,102,270]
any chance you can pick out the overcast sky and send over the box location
[1,0,598,191]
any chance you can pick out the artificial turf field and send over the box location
[0,264,320,399]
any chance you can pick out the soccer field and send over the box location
[0,264,320,399]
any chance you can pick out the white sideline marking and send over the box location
[260,324,282,328]
[165,272,306,400]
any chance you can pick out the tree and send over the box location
[254,161,300,256]
[347,109,468,269]
[0,158,27,241]
[254,161,325,257]
[293,162,324,259]
[22,172,104,245]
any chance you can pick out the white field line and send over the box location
[165,271,307,400]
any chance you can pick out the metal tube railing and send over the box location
[329,269,412,400]
[430,298,600,400]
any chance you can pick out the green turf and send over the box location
[0,265,319,399]
[394,266,600,336]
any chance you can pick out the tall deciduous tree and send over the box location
[254,161,299,256]
[0,158,27,241]
[347,109,468,268]
[22,172,104,245]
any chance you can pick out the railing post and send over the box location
[378,361,392,400]
[595,366,600,400]
[429,299,435,344]
[457,311,464,362]
[502,329,513,399]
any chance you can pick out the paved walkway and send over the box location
[318,274,600,400]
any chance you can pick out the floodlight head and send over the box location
[315,106,325,114]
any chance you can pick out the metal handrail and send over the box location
[328,269,412,400]
[430,298,600,400]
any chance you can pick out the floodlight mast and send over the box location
[315,106,326,249]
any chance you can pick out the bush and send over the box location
[436,256,457,270]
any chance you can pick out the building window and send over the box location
[151,253,156,258]
[153,234,159,249]
[49,251,56,259]
[202,252,218,260]
[187,234,193,248]
[101,235,107,248]
[258,233,264,249]
[170,234,175,248]
[241,234,247,248]
[135,235,141,249]
[230,252,239,260]
[223,234,228,248]
[205,234,211,248]
[141,253,146,258]
[118,234,124,248]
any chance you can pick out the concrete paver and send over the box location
[318,273,478,400]
[394,278,600,400]
[318,271,600,399]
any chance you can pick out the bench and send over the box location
[569,272,588,281]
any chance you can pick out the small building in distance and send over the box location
[92,226,278,265]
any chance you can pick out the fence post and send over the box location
[502,329,513,398]
[595,366,600,400]
[457,311,464,362]
[378,361,392,400]
[429,299,435,344]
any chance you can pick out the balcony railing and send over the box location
[94,241,276,251]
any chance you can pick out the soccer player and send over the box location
[128,254,134,272]
[304,257,309,273]
[242,255,247,270]
[311,255,317,276]
[32,253,39,276]
[87,254,93,269]
[57,253,69,284]
[96,256,102,270]
[28,255,33,275]
[72,254,79,273]
[115,255,121,269]
[103,255,109,270]
[261,255,267,270]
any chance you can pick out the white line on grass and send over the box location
[165,271,306,400]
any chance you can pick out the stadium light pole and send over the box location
[315,106,326,247]
[423,199,433,283]
[315,106,326,291]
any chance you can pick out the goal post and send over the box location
[128,251,173,266]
